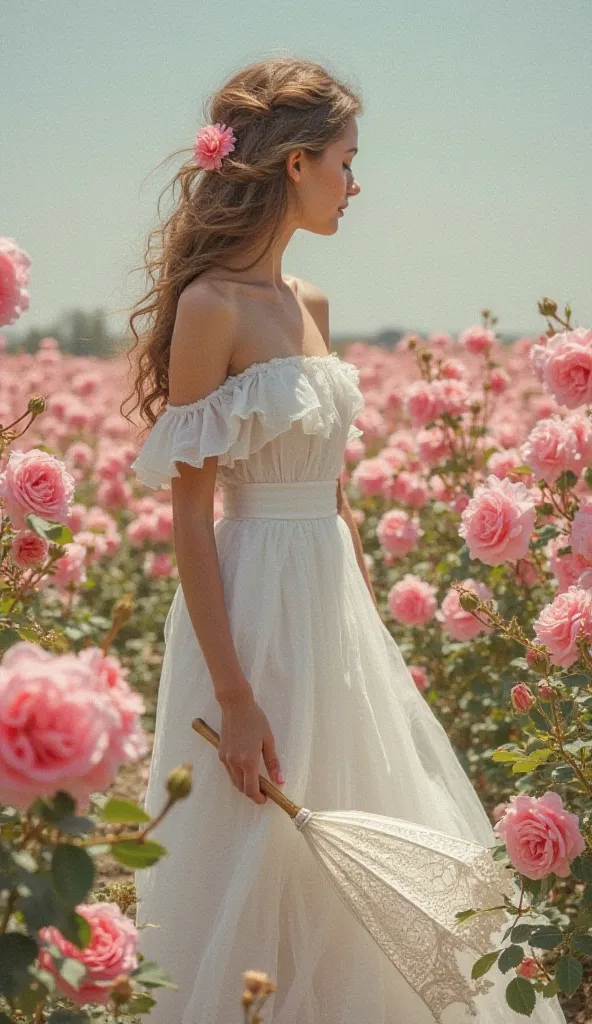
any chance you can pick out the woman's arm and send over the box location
[168,285,255,706]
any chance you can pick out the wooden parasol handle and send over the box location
[191,717,302,818]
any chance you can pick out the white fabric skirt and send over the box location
[135,481,566,1024]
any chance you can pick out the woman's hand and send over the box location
[218,694,285,804]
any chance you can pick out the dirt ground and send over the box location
[95,736,591,1024]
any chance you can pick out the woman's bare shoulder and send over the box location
[285,275,328,305]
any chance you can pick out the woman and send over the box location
[124,56,566,1024]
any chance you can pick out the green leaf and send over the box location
[511,924,536,943]
[541,978,560,998]
[571,855,592,883]
[0,933,39,998]
[571,933,592,955]
[100,797,150,824]
[46,1012,90,1023]
[111,839,166,868]
[53,910,92,950]
[455,909,478,923]
[0,628,20,650]
[498,945,525,974]
[511,748,553,774]
[125,992,157,1012]
[471,950,500,979]
[17,874,61,931]
[491,749,525,764]
[131,959,178,990]
[529,926,564,949]
[25,514,74,545]
[51,845,95,907]
[505,976,536,1015]
[555,956,583,996]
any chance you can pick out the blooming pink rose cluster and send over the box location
[458,324,496,357]
[404,379,469,427]
[520,413,592,484]
[387,574,437,627]
[494,791,586,879]
[0,642,147,808]
[533,585,592,667]
[0,448,76,531]
[377,508,421,558]
[0,236,31,327]
[459,475,536,565]
[38,901,138,1006]
[530,327,592,409]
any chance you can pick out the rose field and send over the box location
[1,236,592,1021]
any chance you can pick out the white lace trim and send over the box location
[294,808,517,1023]
[130,354,365,489]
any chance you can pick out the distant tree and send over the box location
[5,308,119,357]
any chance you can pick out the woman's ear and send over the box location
[286,150,303,183]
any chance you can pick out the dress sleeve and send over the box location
[129,361,347,490]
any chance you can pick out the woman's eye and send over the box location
[343,163,352,172]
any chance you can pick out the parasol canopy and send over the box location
[192,717,519,1023]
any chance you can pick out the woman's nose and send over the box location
[348,177,361,197]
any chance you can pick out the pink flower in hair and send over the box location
[193,122,237,171]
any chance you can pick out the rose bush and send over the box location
[341,302,592,1015]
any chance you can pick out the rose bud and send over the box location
[538,682,556,700]
[458,589,480,613]
[511,683,536,714]
[166,762,193,802]
[526,648,550,674]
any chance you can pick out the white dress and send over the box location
[131,353,567,1024]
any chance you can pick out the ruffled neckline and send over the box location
[166,351,360,413]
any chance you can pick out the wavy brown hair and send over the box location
[120,56,362,433]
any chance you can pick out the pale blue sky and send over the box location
[2,0,591,343]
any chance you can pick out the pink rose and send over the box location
[96,477,133,510]
[520,416,579,484]
[404,381,443,427]
[540,328,592,409]
[0,448,75,530]
[389,471,430,509]
[436,579,493,641]
[458,324,496,356]
[492,802,508,823]
[351,457,393,497]
[387,574,438,627]
[440,358,467,381]
[0,642,146,808]
[377,509,421,558]
[516,958,539,979]
[417,427,450,467]
[144,551,178,579]
[48,542,88,588]
[10,530,49,568]
[489,367,510,395]
[459,475,536,565]
[533,585,592,667]
[510,683,536,714]
[409,665,429,692]
[432,378,469,416]
[493,791,586,879]
[38,901,138,1006]
[547,534,591,593]
[485,446,528,481]
[0,237,31,327]
[571,503,592,562]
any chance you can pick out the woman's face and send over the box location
[288,116,361,236]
